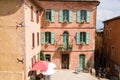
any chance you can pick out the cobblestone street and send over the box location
[51,70,109,80]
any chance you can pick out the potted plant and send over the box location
[63,20,68,24]
[80,42,86,45]
[79,20,86,24]
[68,44,73,50]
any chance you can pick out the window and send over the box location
[109,29,112,38]
[45,54,51,61]
[31,56,36,67]
[76,32,90,44]
[63,10,69,21]
[31,6,34,21]
[37,32,39,46]
[106,29,108,38]
[45,10,55,22]
[41,32,55,44]
[32,33,35,48]
[111,46,115,59]
[37,53,40,61]
[45,32,51,44]
[76,10,91,23]
[36,10,39,23]
[59,10,73,23]
[80,32,86,43]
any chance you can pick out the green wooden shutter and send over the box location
[76,10,81,22]
[86,10,91,23]
[69,10,73,22]
[41,32,45,44]
[76,32,80,44]
[45,10,48,21]
[59,10,63,22]
[51,10,55,22]
[86,32,90,44]
[51,32,55,44]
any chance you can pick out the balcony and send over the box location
[58,44,73,51]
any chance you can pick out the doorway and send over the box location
[79,54,85,70]
[63,31,69,49]
[61,54,69,69]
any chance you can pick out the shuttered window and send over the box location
[63,10,69,21]
[69,10,73,22]
[31,6,34,21]
[76,10,91,23]
[45,32,51,44]
[32,33,35,48]
[41,32,55,44]
[76,32,90,45]
[59,10,73,22]
[37,32,39,46]
[45,10,55,22]
[59,10,63,22]
[36,10,39,23]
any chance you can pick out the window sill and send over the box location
[32,47,35,49]
[31,19,34,22]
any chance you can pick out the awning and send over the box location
[31,61,49,71]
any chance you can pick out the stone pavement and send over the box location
[51,70,109,80]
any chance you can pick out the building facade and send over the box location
[103,16,120,79]
[39,0,99,70]
[0,0,41,80]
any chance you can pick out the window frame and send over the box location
[45,32,51,44]
[37,32,39,46]
[36,10,39,23]
[63,9,69,22]
[32,33,35,48]
[31,6,34,21]
[45,10,52,21]
[45,54,51,61]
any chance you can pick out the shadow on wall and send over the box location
[0,0,23,16]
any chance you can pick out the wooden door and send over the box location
[62,54,69,69]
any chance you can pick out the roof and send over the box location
[37,0,99,3]
[37,0,100,6]
[37,0,98,1]
[103,16,120,23]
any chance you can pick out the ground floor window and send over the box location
[45,54,51,61]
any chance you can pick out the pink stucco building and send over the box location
[38,0,99,70]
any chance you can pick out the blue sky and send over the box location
[96,0,120,29]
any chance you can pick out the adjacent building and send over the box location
[0,0,42,80]
[103,16,120,79]
[39,0,99,70]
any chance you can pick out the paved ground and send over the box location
[51,70,109,80]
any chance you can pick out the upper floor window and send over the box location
[31,6,34,21]
[45,10,55,22]
[111,46,115,59]
[41,32,55,44]
[37,32,39,46]
[63,10,69,21]
[76,32,90,45]
[109,29,112,38]
[59,10,73,23]
[45,32,51,44]
[32,33,35,48]
[76,10,91,23]
[36,10,39,23]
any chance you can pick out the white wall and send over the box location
[24,1,41,80]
